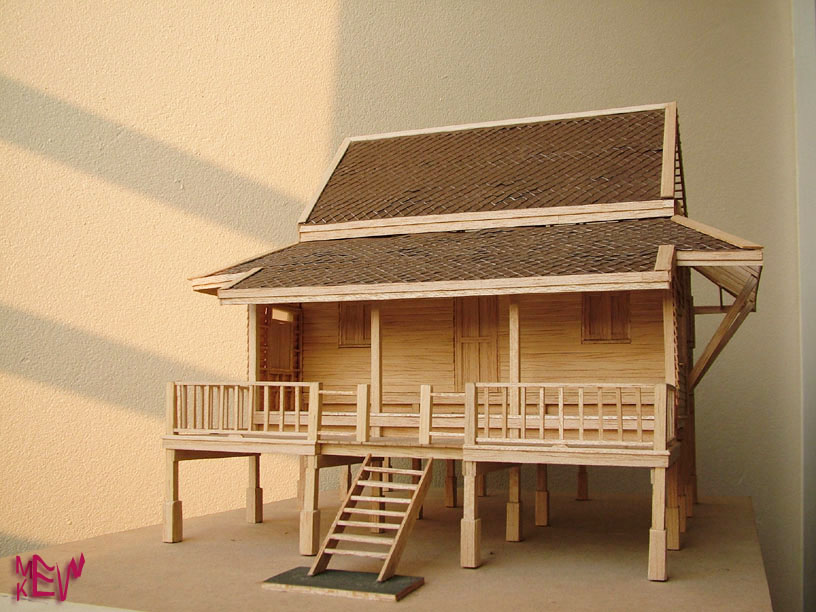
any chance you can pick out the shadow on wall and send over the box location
[0,74,302,242]
[0,304,222,416]
[0,534,49,559]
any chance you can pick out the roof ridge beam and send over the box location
[299,200,675,242]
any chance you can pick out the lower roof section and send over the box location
[202,218,753,304]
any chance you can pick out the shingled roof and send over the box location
[192,103,763,304]
[303,108,666,225]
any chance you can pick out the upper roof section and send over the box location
[299,103,680,240]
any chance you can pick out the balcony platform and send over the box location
[1,491,771,611]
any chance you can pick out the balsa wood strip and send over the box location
[298,201,674,241]
[218,271,671,305]
[671,215,762,249]
[660,102,677,198]
[349,103,671,143]
[558,387,565,441]
[654,245,675,272]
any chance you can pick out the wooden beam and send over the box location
[371,305,382,420]
[676,250,763,267]
[218,271,671,305]
[298,200,674,242]
[660,102,677,198]
[654,245,675,272]
[689,275,758,389]
[671,215,762,249]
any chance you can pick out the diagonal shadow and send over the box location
[0,74,302,241]
[0,303,228,415]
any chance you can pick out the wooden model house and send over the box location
[163,102,763,582]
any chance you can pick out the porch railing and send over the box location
[166,380,676,451]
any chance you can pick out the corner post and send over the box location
[299,454,321,555]
[535,464,549,526]
[307,382,322,442]
[370,305,382,436]
[508,296,521,438]
[246,455,263,523]
[163,383,182,543]
[666,461,681,550]
[461,460,481,568]
[648,467,668,581]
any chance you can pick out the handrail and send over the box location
[167,380,676,451]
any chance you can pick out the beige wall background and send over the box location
[0,1,803,610]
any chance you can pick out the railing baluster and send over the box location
[279,386,286,432]
[233,385,239,431]
[558,387,564,441]
[539,387,545,440]
[263,386,270,432]
[520,386,527,439]
[175,384,181,432]
[483,388,490,438]
[205,386,211,430]
[636,386,643,441]
[598,387,604,441]
[578,387,584,441]
[219,385,224,429]
[501,388,508,438]
[295,386,301,433]
[616,387,623,441]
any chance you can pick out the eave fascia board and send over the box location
[216,271,671,305]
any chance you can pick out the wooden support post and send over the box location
[648,467,668,581]
[476,474,487,497]
[297,456,306,511]
[299,455,321,556]
[506,465,522,542]
[666,462,681,550]
[576,465,589,501]
[509,297,520,438]
[370,305,382,436]
[412,458,424,520]
[246,454,263,524]
[535,464,549,527]
[248,305,260,382]
[338,464,352,501]
[163,449,182,543]
[356,383,370,443]
[445,460,458,508]
[461,461,481,568]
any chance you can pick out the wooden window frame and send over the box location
[338,302,371,348]
[581,291,631,344]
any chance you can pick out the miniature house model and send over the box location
[163,102,763,582]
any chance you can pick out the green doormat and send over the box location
[262,566,425,601]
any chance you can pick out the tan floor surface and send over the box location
[1,490,772,611]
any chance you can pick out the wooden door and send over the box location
[454,296,498,390]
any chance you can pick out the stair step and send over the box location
[324,548,389,560]
[330,533,395,546]
[350,495,411,505]
[343,507,406,518]
[337,520,400,530]
[365,466,424,476]
[357,480,418,491]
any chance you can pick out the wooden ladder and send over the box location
[309,454,433,582]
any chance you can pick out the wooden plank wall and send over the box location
[301,291,665,395]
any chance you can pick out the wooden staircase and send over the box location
[309,455,433,582]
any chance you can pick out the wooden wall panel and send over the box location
[301,291,665,395]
